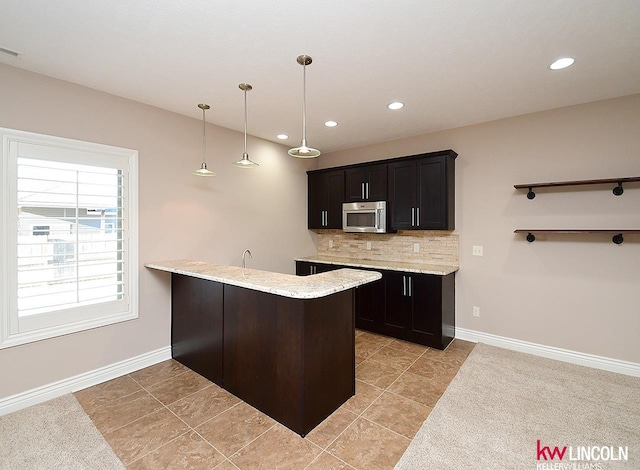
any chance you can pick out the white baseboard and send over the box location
[0,346,172,416]
[456,327,640,378]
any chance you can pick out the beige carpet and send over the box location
[396,343,640,469]
[0,394,124,470]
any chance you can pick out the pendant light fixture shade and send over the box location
[233,83,259,168]
[193,103,216,176]
[288,55,321,158]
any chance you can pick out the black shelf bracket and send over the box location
[526,187,536,200]
[526,232,536,243]
[613,182,624,196]
[612,233,624,245]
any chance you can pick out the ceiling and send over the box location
[1,0,639,154]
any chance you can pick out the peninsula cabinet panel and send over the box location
[171,274,223,386]
[223,285,354,436]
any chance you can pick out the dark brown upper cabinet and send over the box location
[345,164,388,202]
[388,152,456,230]
[308,169,345,229]
[308,149,456,231]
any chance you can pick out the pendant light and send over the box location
[288,55,321,158]
[193,103,216,176]
[233,83,259,168]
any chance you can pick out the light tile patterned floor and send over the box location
[74,331,475,469]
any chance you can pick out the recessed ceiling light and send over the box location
[324,121,338,127]
[387,102,404,110]
[549,57,575,70]
[277,134,289,140]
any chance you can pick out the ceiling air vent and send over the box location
[0,46,22,57]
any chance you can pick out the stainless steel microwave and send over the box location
[342,201,387,233]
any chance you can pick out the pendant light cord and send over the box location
[244,89,248,154]
[301,62,307,143]
[202,106,207,164]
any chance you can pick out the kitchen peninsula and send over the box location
[145,260,381,436]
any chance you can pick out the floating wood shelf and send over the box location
[514,229,640,244]
[514,176,640,199]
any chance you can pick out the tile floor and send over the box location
[74,331,475,469]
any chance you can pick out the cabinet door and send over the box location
[171,274,223,385]
[367,164,388,201]
[417,156,448,229]
[355,275,385,333]
[345,164,388,202]
[308,172,327,229]
[296,260,343,276]
[325,170,345,228]
[295,261,313,276]
[345,168,368,202]
[408,274,441,344]
[388,161,417,230]
[383,271,411,338]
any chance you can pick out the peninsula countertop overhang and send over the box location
[145,259,382,299]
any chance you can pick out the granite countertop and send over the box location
[295,255,459,275]
[145,259,382,300]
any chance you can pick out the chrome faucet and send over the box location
[242,249,252,269]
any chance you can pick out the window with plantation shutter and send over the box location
[1,128,138,348]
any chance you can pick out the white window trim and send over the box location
[1,128,138,349]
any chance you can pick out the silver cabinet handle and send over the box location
[361,182,365,200]
[408,276,412,296]
[411,208,415,227]
[366,182,369,199]
[416,207,420,226]
[323,211,326,227]
[403,275,406,296]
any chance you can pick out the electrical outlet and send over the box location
[329,240,333,248]
[472,245,484,256]
[473,306,480,317]
[413,243,419,253]
[366,241,371,250]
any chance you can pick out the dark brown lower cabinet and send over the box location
[355,275,386,334]
[384,271,455,349]
[170,273,355,437]
[171,274,223,385]
[296,262,455,349]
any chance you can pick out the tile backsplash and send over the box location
[316,230,459,266]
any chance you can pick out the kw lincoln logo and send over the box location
[535,440,629,469]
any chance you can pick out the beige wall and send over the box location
[0,64,317,398]
[320,94,640,364]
